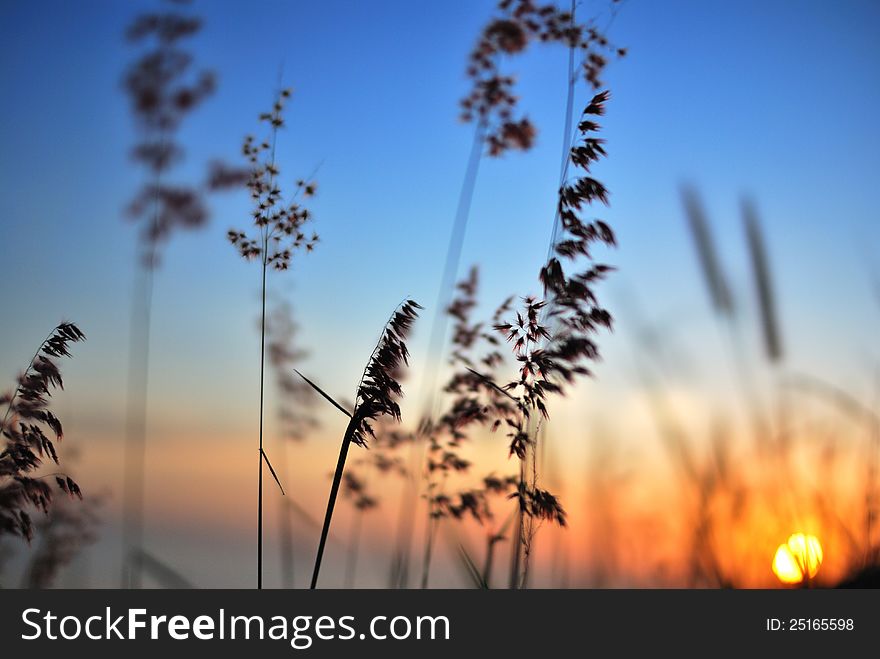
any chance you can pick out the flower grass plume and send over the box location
[445,90,616,586]
[302,299,421,589]
[0,323,86,544]
[228,88,318,268]
[124,8,216,268]
[496,89,616,480]
[350,300,422,447]
[462,0,624,156]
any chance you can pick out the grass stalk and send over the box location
[508,460,525,589]
[311,413,359,589]
[307,300,421,589]
[257,249,267,589]
[388,119,486,589]
[121,214,157,590]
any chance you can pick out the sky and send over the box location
[1,0,879,588]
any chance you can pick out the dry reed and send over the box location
[0,323,86,553]
[299,300,421,589]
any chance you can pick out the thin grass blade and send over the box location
[458,544,488,589]
[294,369,352,418]
[261,448,286,495]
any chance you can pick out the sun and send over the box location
[772,533,823,585]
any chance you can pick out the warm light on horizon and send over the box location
[772,533,823,585]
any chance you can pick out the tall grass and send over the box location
[121,3,218,588]
[507,90,617,587]
[228,88,319,589]
[408,92,617,591]
[0,323,86,561]
[389,0,625,588]
[299,300,421,589]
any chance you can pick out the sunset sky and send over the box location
[1,0,879,587]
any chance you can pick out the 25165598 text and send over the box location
[766,618,854,632]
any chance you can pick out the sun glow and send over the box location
[772,533,823,585]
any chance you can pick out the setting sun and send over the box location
[772,534,823,585]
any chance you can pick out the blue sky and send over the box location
[1,0,879,586]
[2,0,877,387]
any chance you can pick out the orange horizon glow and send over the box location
[56,416,865,588]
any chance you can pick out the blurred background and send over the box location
[1,0,878,588]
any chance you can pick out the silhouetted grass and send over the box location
[228,87,319,589]
[0,323,86,564]
[298,300,421,589]
[390,0,625,590]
